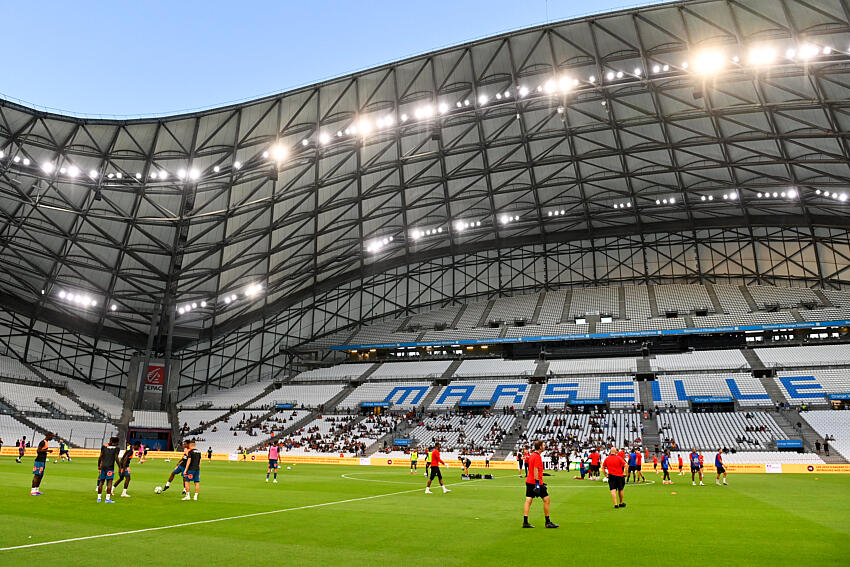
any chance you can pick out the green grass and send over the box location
[1,457,848,566]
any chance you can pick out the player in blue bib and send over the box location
[689,449,704,486]
[715,450,728,486]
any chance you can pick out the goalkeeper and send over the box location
[522,440,559,529]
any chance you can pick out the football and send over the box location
[154,486,162,494]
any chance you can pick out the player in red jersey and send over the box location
[603,447,628,509]
[588,448,601,481]
[635,448,645,482]
[522,440,558,529]
[425,443,450,494]
[714,449,728,486]
[652,454,658,474]
[677,453,684,475]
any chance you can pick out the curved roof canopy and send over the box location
[1,0,850,349]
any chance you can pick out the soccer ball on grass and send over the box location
[154,486,163,494]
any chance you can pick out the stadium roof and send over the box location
[1,0,850,350]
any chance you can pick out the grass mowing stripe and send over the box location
[0,474,492,552]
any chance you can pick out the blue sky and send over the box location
[2,0,661,117]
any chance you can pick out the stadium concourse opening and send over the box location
[2,0,850,564]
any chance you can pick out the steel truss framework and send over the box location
[1,0,850,395]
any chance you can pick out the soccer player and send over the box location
[715,449,728,486]
[424,446,432,477]
[627,448,638,483]
[689,448,704,486]
[589,447,601,481]
[161,440,190,494]
[30,432,53,496]
[459,455,471,476]
[207,446,213,461]
[182,440,202,501]
[410,448,418,475]
[603,447,627,509]
[517,449,525,477]
[16,436,26,463]
[661,451,672,484]
[117,442,141,497]
[58,439,71,462]
[635,448,645,482]
[267,441,280,483]
[522,440,558,529]
[652,453,658,474]
[424,443,450,494]
[97,436,120,503]
[677,453,684,476]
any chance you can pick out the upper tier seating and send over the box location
[429,379,529,409]
[247,384,345,409]
[37,369,124,418]
[537,291,569,325]
[547,357,637,375]
[488,293,538,323]
[654,284,713,314]
[453,359,536,378]
[0,382,90,416]
[178,381,270,409]
[713,285,750,314]
[131,411,170,429]
[30,417,118,448]
[406,305,460,329]
[292,364,374,382]
[799,410,850,460]
[0,355,42,383]
[338,381,433,410]
[658,412,787,450]
[369,361,451,380]
[755,345,850,368]
[654,373,772,407]
[749,285,821,309]
[651,350,749,372]
[570,287,619,318]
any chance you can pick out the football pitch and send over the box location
[1,458,848,566]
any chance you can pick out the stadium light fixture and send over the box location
[400,114,408,122]
[189,168,200,180]
[786,48,796,59]
[107,173,114,179]
[60,167,66,174]
[478,94,489,105]
[110,304,117,311]
[823,46,832,55]
[89,169,98,179]
[0,150,4,159]
[13,156,20,163]
[213,165,220,173]
[799,44,819,60]
[787,188,797,199]
[272,144,287,161]
[558,76,572,91]
[634,68,642,76]
[662,64,670,71]
[519,86,529,96]
[135,172,142,179]
[588,76,596,84]
[748,46,776,66]
[41,162,55,174]
[178,169,186,180]
[262,151,270,158]
[22,158,31,166]
[606,71,615,81]
[652,64,660,73]
[616,71,624,79]
[438,103,448,114]
[115,172,123,179]
[68,165,80,177]
[692,50,725,74]
[319,132,330,145]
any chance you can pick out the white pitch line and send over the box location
[0,476,489,552]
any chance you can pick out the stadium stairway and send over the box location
[449,304,468,329]
[417,382,446,411]
[477,299,496,327]
[754,374,789,406]
[559,290,573,323]
[813,290,835,308]
[356,363,382,382]
[533,361,549,378]
[530,292,547,325]
[524,382,543,409]
[492,413,530,460]
[34,397,66,419]
[772,412,848,464]
[57,387,112,423]
[637,381,655,409]
[703,283,725,315]
[364,417,410,456]
[739,286,759,312]
[790,308,805,323]
[740,349,766,371]
[618,287,626,319]
[646,285,660,318]
[440,360,463,381]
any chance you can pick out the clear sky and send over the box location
[2,0,661,117]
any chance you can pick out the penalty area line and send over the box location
[0,485,428,552]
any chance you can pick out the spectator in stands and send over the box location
[823,439,830,457]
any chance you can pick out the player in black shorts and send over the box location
[425,443,450,494]
[30,432,53,496]
[97,437,121,503]
[117,442,141,498]
[182,440,202,501]
[459,456,472,476]
[162,440,190,494]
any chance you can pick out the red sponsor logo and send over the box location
[146,365,164,386]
